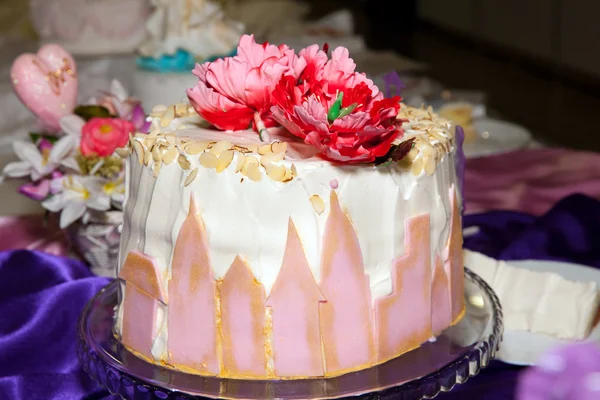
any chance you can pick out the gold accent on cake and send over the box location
[264,307,275,377]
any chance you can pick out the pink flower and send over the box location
[186,34,306,133]
[271,46,403,163]
[80,118,134,157]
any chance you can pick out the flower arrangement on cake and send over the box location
[2,44,149,275]
[185,34,405,164]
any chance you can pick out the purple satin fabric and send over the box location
[465,148,600,216]
[2,194,600,399]
[0,250,110,400]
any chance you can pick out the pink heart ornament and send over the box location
[11,44,78,133]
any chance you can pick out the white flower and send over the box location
[59,114,85,139]
[2,136,76,181]
[42,175,112,228]
[90,79,132,118]
[103,175,126,205]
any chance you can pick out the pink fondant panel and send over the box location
[266,219,326,377]
[167,198,219,373]
[431,255,452,335]
[121,284,158,360]
[219,256,267,377]
[375,214,433,362]
[118,250,167,303]
[319,191,376,373]
[445,186,465,320]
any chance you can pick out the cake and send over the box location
[131,0,244,108]
[29,0,150,56]
[114,36,465,379]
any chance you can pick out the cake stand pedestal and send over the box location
[77,268,503,400]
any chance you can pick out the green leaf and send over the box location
[29,132,59,144]
[338,103,357,119]
[327,92,344,123]
[74,105,112,121]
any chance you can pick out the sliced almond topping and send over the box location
[247,165,262,181]
[152,162,162,178]
[209,140,232,156]
[419,140,437,158]
[282,168,294,182]
[185,141,209,155]
[115,146,131,158]
[235,153,246,173]
[133,140,144,165]
[245,144,258,154]
[151,104,167,116]
[424,156,437,175]
[258,143,273,155]
[164,133,176,144]
[411,156,423,176]
[162,146,179,165]
[291,163,298,177]
[175,103,188,117]
[242,156,261,181]
[310,195,325,215]
[406,147,420,162]
[271,141,287,154]
[144,149,152,166]
[199,152,218,169]
[160,105,176,127]
[260,152,285,167]
[144,136,157,148]
[152,145,163,162]
[216,150,234,173]
[265,163,286,181]
[184,168,199,186]
[178,155,191,170]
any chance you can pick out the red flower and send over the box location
[271,46,403,163]
[80,118,134,157]
[186,35,306,133]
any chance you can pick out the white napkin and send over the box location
[465,250,600,340]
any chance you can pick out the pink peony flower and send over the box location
[271,46,403,163]
[186,34,306,135]
[80,118,134,157]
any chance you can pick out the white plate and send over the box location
[492,259,600,366]
[463,118,532,158]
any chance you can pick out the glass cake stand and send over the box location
[77,268,503,400]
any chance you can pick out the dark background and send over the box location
[304,0,600,151]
